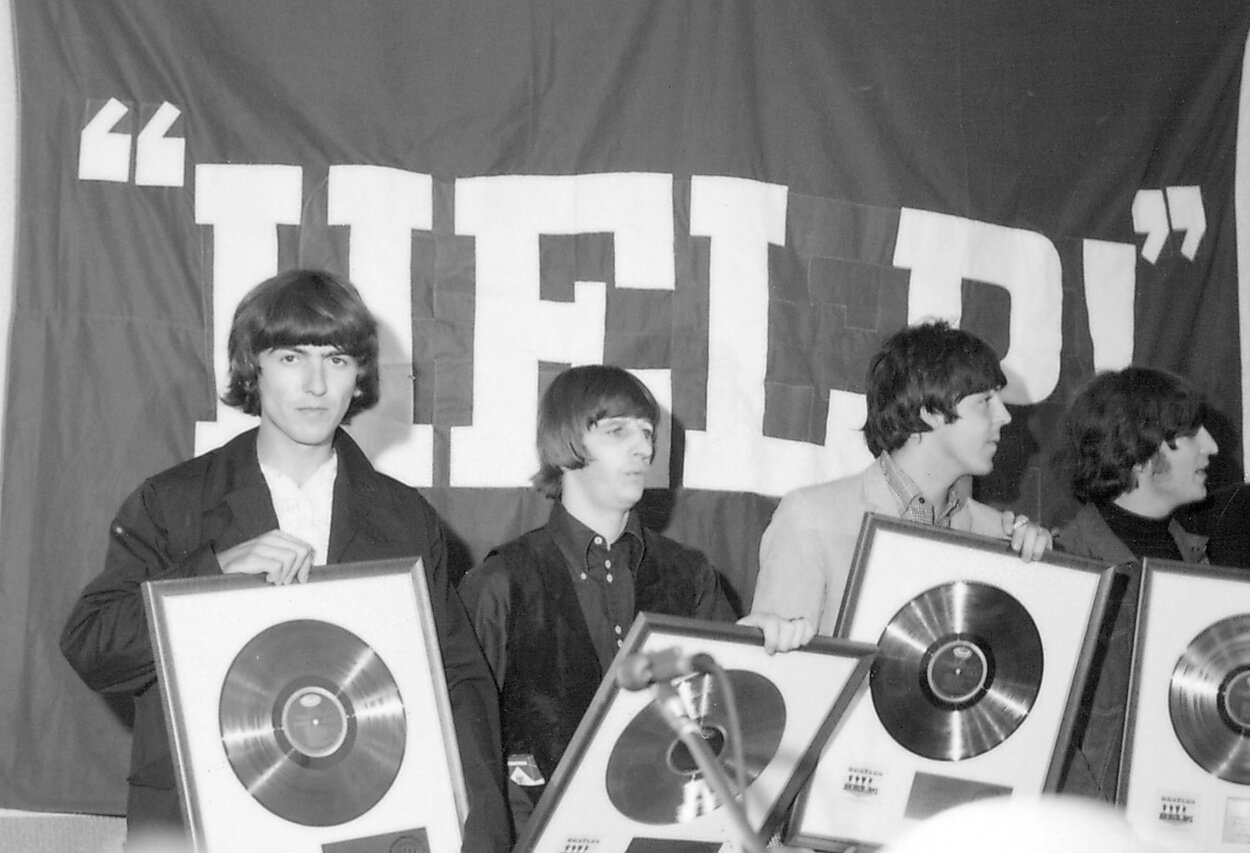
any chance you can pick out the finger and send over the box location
[268,539,314,583]
[763,623,781,655]
[279,550,309,585]
[295,551,314,584]
[1030,528,1052,559]
[223,552,281,577]
[776,618,812,652]
[1004,514,1027,551]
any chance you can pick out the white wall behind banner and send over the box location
[0,0,15,524]
[1240,29,1250,471]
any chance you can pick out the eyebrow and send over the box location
[272,344,351,355]
[595,416,654,428]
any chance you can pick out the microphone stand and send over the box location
[649,679,769,853]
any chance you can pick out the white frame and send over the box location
[515,612,875,853]
[144,557,466,853]
[1119,558,1250,850]
[788,514,1115,851]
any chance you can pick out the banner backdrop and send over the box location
[1,0,1247,815]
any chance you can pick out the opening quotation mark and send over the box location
[78,97,185,187]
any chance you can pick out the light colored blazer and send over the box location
[751,460,1007,634]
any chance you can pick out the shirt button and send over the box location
[606,573,613,583]
[594,536,604,545]
[615,625,623,634]
[605,559,612,569]
[918,497,926,504]
[580,572,587,581]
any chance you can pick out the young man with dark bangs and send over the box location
[1054,366,1217,801]
[458,363,814,837]
[751,320,1052,635]
[61,269,511,851]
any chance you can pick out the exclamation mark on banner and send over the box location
[1082,239,1136,372]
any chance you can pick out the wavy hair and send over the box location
[221,269,379,422]
[1062,367,1206,503]
[862,320,1007,456]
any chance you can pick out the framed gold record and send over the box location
[143,558,466,853]
[1120,559,1250,850]
[788,514,1115,851]
[515,612,875,853]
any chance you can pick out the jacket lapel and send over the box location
[325,430,390,563]
[199,430,280,552]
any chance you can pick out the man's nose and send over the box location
[1200,426,1218,455]
[304,361,327,394]
[631,428,654,460]
[993,396,1012,425]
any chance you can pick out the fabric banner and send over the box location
[1,0,1247,814]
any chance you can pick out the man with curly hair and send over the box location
[1055,366,1217,801]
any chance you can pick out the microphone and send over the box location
[616,647,715,691]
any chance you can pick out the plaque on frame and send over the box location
[515,612,876,853]
[787,514,1116,851]
[143,558,465,853]
[1119,558,1250,850]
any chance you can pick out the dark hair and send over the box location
[533,365,660,499]
[862,320,1007,456]
[221,269,379,422]
[1062,367,1206,503]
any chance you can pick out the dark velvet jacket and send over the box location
[60,428,510,851]
[460,512,737,786]
[1053,503,1207,803]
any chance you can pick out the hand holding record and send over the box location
[217,529,315,585]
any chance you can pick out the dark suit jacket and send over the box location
[460,512,738,786]
[60,428,510,851]
[1053,503,1206,803]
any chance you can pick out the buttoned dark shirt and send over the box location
[546,501,646,673]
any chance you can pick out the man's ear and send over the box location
[918,407,945,430]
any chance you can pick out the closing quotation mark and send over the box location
[1132,186,1205,263]
[77,97,185,187]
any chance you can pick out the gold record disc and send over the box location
[1168,613,1250,784]
[604,670,785,825]
[871,581,1043,761]
[219,619,406,826]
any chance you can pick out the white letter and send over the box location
[193,164,302,454]
[683,176,873,496]
[894,209,1062,405]
[1082,239,1135,371]
[450,173,674,487]
[328,165,434,487]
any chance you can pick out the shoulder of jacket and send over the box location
[643,528,708,566]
